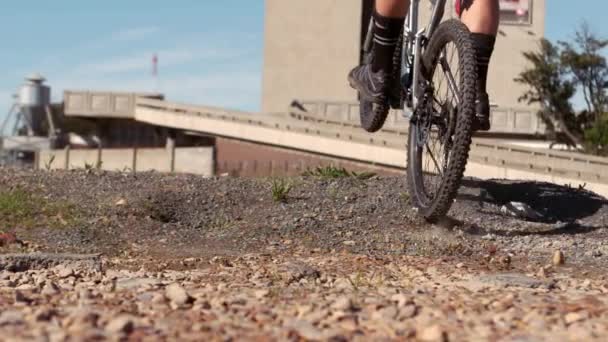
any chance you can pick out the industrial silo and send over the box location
[18,73,50,136]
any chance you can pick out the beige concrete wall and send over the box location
[100,149,135,171]
[262,0,545,113]
[38,147,213,176]
[262,0,362,113]
[175,148,215,175]
[490,0,545,109]
[63,91,164,118]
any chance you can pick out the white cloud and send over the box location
[3,29,263,115]
[110,27,161,42]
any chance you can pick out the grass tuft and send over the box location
[302,165,376,180]
[271,178,293,203]
[0,189,82,229]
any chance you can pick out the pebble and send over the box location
[14,290,31,303]
[285,319,326,340]
[391,293,412,307]
[106,315,135,334]
[564,312,588,325]
[165,283,192,306]
[331,296,355,311]
[400,304,418,319]
[0,311,25,326]
[254,289,270,299]
[34,308,57,322]
[553,250,566,266]
[41,281,60,296]
[55,265,75,279]
[418,325,447,342]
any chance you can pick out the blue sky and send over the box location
[0,1,606,125]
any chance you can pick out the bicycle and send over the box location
[359,0,477,222]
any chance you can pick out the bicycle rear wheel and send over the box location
[359,29,402,133]
[406,19,477,222]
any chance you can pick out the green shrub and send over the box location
[271,178,293,203]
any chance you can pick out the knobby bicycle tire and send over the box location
[406,19,477,222]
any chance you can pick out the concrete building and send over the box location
[262,0,545,114]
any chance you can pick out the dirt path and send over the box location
[1,168,608,340]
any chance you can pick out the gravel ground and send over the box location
[1,167,608,340]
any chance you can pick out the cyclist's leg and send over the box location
[348,0,409,103]
[460,0,499,131]
[376,0,409,17]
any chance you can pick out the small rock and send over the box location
[15,284,36,291]
[281,262,321,285]
[115,277,161,290]
[400,304,418,319]
[106,315,135,334]
[332,297,355,311]
[343,240,356,246]
[564,312,588,325]
[41,281,60,296]
[34,308,57,322]
[14,290,31,303]
[372,306,398,321]
[499,255,512,266]
[391,293,413,307]
[418,325,447,342]
[553,250,565,266]
[79,288,94,300]
[65,309,100,329]
[537,267,547,278]
[151,292,166,304]
[0,232,18,246]
[115,198,127,206]
[0,311,24,326]
[285,319,326,340]
[54,265,75,279]
[165,283,193,306]
[254,289,270,299]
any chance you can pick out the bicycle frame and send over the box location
[404,0,447,111]
[362,0,458,115]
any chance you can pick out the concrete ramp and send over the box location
[134,98,608,196]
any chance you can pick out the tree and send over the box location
[560,23,608,122]
[515,24,608,154]
[515,38,582,148]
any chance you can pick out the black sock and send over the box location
[371,11,405,73]
[471,33,496,96]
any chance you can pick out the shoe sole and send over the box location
[473,117,491,131]
[348,74,385,104]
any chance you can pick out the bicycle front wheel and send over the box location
[406,19,477,222]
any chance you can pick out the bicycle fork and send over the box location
[403,0,424,119]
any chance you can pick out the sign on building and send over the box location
[499,0,531,24]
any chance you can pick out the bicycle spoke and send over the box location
[439,56,460,104]
[425,141,444,177]
[417,41,461,203]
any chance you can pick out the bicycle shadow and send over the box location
[451,179,608,236]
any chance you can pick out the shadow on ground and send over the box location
[454,179,608,236]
